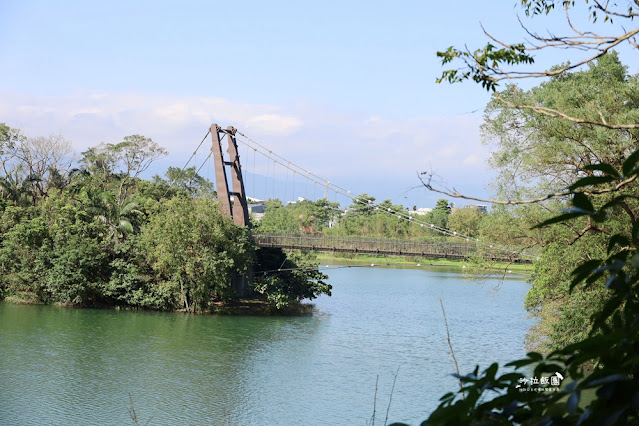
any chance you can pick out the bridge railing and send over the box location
[255,232,463,258]
[252,232,532,263]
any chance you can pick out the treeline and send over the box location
[0,125,330,312]
[255,194,487,240]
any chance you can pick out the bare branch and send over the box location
[568,217,610,245]
[499,26,639,79]
[494,93,639,130]
[592,0,639,19]
[418,171,638,206]
[384,366,401,426]
[440,298,465,400]
[481,22,514,49]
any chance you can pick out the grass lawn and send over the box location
[312,252,533,274]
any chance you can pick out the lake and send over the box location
[0,266,533,425]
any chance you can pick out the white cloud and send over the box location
[0,89,492,206]
[463,154,480,166]
[245,114,302,135]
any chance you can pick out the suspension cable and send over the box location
[235,130,535,259]
[162,130,213,198]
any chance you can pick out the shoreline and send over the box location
[312,252,533,274]
[0,297,314,316]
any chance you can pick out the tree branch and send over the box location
[494,93,639,130]
[418,171,638,206]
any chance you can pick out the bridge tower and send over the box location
[210,124,251,228]
[210,124,252,297]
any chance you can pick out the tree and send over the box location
[308,198,341,230]
[252,248,331,309]
[153,166,215,198]
[348,193,376,217]
[80,135,167,204]
[424,153,639,425]
[472,53,638,351]
[0,125,73,204]
[426,198,451,230]
[256,198,341,234]
[437,1,639,96]
[0,124,22,194]
[14,133,73,200]
[0,165,37,207]
[448,206,483,238]
[139,197,253,313]
[420,1,639,424]
[255,199,299,233]
[85,189,142,243]
[482,53,638,200]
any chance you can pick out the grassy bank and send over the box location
[313,252,534,274]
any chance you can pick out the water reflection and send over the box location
[0,267,532,425]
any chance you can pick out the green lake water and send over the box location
[0,267,533,425]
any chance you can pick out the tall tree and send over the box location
[14,133,73,200]
[86,189,142,243]
[139,198,253,313]
[424,1,639,424]
[153,166,215,198]
[426,198,451,230]
[80,135,167,205]
[448,206,483,238]
[478,53,639,350]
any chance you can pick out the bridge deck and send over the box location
[253,233,532,263]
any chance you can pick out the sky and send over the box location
[1,1,635,208]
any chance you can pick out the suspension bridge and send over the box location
[170,124,535,266]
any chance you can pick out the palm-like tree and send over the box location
[86,189,142,241]
[0,165,39,207]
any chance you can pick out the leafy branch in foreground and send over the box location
[437,1,639,92]
[417,151,639,424]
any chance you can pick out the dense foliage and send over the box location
[0,127,330,311]
[481,53,639,351]
[417,0,639,423]
[256,193,486,241]
[422,151,639,426]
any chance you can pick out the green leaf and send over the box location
[622,149,639,177]
[484,363,499,380]
[505,357,538,368]
[568,176,616,191]
[599,195,639,211]
[567,390,580,415]
[572,193,594,213]
[602,407,627,426]
[607,234,630,254]
[593,259,626,273]
[526,352,544,361]
[605,273,621,290]
[532,211,585,228]
[582,163,620,177]
[577,408,591,425]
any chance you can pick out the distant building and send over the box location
[248,202,266,221]
[248,203,266,214]
[407,207,433,216]
[464,204,488,213]
[287,196,307,206]
[452,204,488,214]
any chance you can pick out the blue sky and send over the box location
[1,1,634,208]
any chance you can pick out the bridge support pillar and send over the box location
[211,123,252,297]
[210,124,251,228]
